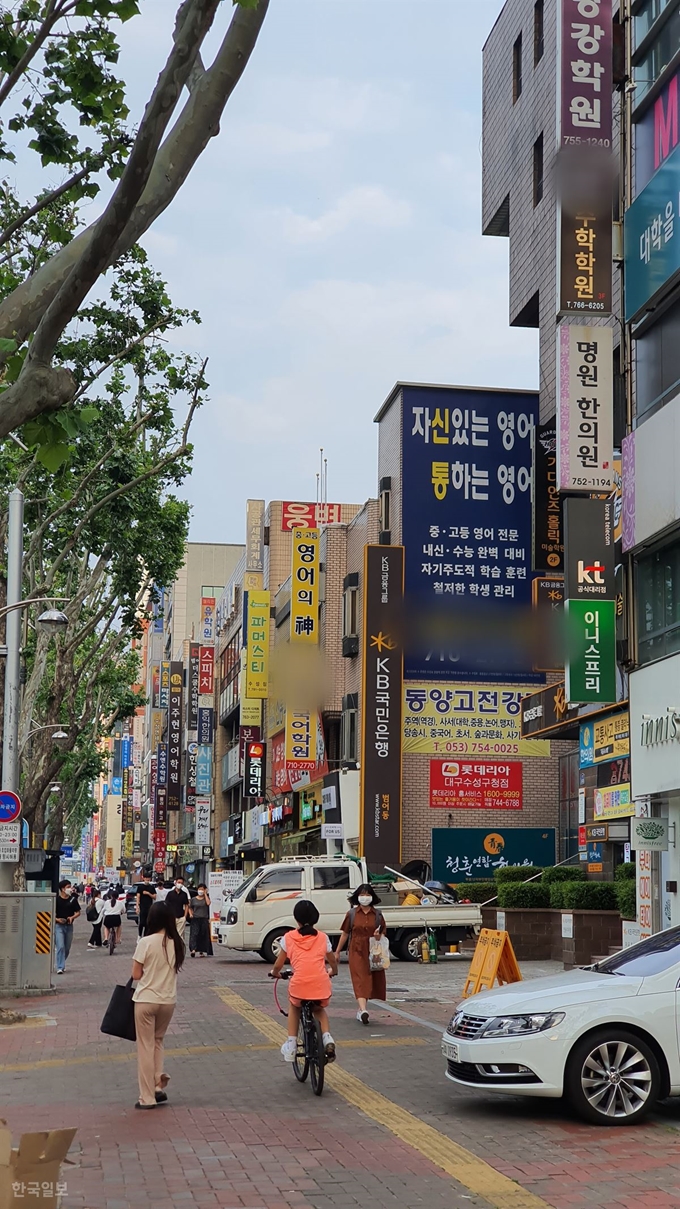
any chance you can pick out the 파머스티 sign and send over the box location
[403,682,549,757]
[429,760,522,810]
[244,590,270,699]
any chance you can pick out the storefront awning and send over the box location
[521,681,629,741]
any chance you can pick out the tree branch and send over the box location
[0,148,125,250]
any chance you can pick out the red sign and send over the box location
[153,829,167,861]
[281,502,344,531]
[429,760,522,810]
[244,741,266,799]
[271,731,291,794]
[239,725,261,776]
[559,0,612,150]
[578,824,587,848]
[199,646,214,694]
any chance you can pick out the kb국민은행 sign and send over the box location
[557,324,613,493]
[360,544,404,870]
[244,590,270,699]
[290,528,319,644]
[403,682,549,757]
[429,760,522,810]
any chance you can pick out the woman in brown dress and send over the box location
[336,884,387,1025]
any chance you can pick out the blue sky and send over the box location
[118,0,538,544]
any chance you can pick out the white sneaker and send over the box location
[280,1037,297,1063]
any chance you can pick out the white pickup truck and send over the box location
[216,855,482,963]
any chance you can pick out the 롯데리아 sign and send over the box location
[244,741,266,798]
[244,590,270,699]
[403,682,550,757]
[432,826,556,882]
[360,544,404,870]
[401,384,540,682]
[557,324,613,492]
[290,528,320,644]
[167,661,183,810]
[625,140,680,322]
[429,760,522,810]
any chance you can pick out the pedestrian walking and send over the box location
[131,901,185,1109]
[335,884,387,1025]
[102,890,125,947]
[188,884,212,957]
[55,879,81,975]
[165,876,190,939]
[87,889,107,949]
[154,881,169,903]
[135,870,156,937]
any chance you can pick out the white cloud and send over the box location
[279,186,411,244]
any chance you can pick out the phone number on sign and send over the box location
[430,741,522,755]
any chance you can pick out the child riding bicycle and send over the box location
[270,900,338,1063]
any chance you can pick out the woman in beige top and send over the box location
[131,902,185,1109]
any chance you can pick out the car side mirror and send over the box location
[246,887,257,903]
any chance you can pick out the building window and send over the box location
[534,0,544,64]
[633,3,680,106]
[636,537,680,666]
[533,134,544,207]
[341,707,358,764]
[380,487,391,534]
[513,33,523,103]
[343,585,359,639]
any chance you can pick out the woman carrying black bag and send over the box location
[131,902,184,1109]
[87,891,106,949]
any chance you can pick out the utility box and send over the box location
[0,893,54,993]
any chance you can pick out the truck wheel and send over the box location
[260,928,291,964]
[397,930,426,962]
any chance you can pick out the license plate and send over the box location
[442,1041,459,1062]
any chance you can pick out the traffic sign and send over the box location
[0,822,21,862]
[0,790,21,824]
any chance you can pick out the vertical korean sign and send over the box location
[360,545,404,871]
[244,590,270,699]
[167,661,183,809]
[564,497,616,704]
[533,419,564,572]
[246,499,265,572]
[402,386,539,682]
[290,529,319,643]
[200,597,216,645]
[557,0,613,315]
[188,643,200,730]
[557,324,613,492]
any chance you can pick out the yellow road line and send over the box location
[0,1035,424,1073]
[214,986,550,1209]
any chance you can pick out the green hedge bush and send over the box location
[616,880,637,920]
[453,881,497,904]
[494,866,544,884]
[561,881,618,911]
[497,882,551,909]
[541,865,586,884]
[549,884,565,909]
[615,862,636,882]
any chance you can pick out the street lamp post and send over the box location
[1,487,69,891]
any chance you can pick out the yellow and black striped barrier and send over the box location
[35,910,51,954]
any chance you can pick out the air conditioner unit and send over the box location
[0,893,54,994]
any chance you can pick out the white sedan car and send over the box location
[442,928,680,1125]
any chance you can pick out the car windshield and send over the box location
[595,925,680,977]
[230,870,261,900]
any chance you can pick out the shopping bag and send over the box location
[100,978,136,1042]
[369,935,390,971]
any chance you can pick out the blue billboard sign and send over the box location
[121,735,131,769]
[625,140,680,321]
[196,745,212,796]
[400,385,541,682]
[432,826,556,882]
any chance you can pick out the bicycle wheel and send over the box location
[293,1017,309,1083]
[108,929,116,955]
[309,1018,325,1096]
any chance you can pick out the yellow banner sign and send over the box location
[150,710,164,751]
[403,682,550,757]
[240,694,262,728]
[290,528,319,644]
[593,712,629,762]
[245,590,270,699]
[285,710,317,769]
[594,783,634,819]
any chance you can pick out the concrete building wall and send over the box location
[320,526,347,714]
[168,542,243,655]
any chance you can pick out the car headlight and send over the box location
[480,1012,565,1038]
[226,906,238,925]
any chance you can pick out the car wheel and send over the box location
[396,930,426,962]
[565,1028,660,1126]
[260,928,291,965]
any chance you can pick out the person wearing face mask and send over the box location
[335,884,387,1025]
[187,883,212,957]
[164,877,190,939]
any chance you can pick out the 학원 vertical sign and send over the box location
[244,590,270,699]
[284,711,316,770]
[200,597,216,645]
[533,419,563,572]
[246,499,265,572]
[557,324,613,492]
[167,661,183,810]
[188,643,200,730]
[360,545,404,870]
[156,743,168,786]
[290,528,320,644]
[559,0,613,151]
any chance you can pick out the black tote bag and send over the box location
[101,977,136,1042]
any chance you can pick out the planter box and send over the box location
[481,906,622,966]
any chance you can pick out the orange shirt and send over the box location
[281,929,333,1001]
